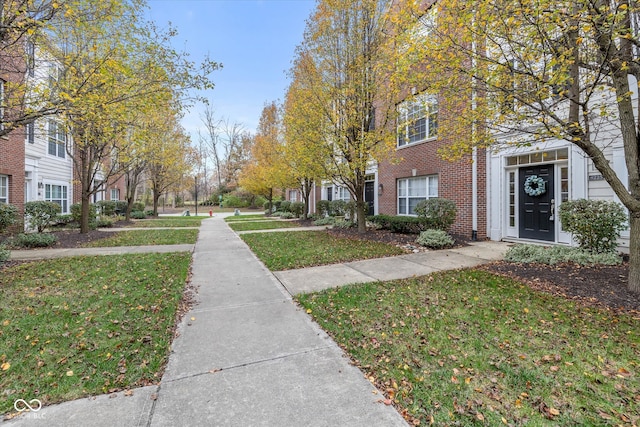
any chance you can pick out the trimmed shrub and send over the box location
[558,199,627,253]
[367,214,393,230]
[414,198,457,231]
[114,201,128,215]
[290,202,305,218]
[130,211,146,219]
[0,244,9,263]
[505,243,622,265]
[70,202,98,225]
[329,199,347,216]
[55,214,74,225]
[416,229,455,249]
[25,201,61,232]
[12,232,58,248]
[96,216,114,228]
[316,200,331,217]
[0,203,18,233]
[278,212,295,219]
[96,200,117,216]
[132,202,145,212]
[280,201,292,213]
[345,200,357,220]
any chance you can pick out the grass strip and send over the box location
[228,220,300,232]
[83,229,198,247]
[240,230,404,270]
[127,217,204,228]
[296,269,640,426]
[224,214,267,222]
[0,252,191,415]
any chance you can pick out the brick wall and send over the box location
[377,137,487,239]
[0,127,26,216]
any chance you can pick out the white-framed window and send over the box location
[45,183,68,213]
[0,79,5,131]
[26,40,35,77]
[110,188,119,201]
[397,93,438,147]
[0,175,8,203]
[25,121,35,144]
[48,120,66,158]
[398,175,438,215]
[288,190,297,202]
[336,186,350,201]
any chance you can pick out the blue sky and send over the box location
[146,0,316,137]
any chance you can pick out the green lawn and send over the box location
[127,217,204,228]
[297,269,640,426]
[0,253,192,415]
[224,214,268,222]
[228,220,300,232]
[240,230,404,270]
[83,229,198,247]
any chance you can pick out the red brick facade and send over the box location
[377,139,487,240]
[0,128,26,214]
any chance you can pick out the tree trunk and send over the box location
[80,195,91,234]
[629,213,640,293]
[152,188,160,217]
[356,199,367,234]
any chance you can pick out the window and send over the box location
[26,40,35,77]
[45,184,68,213]
[26,121,35,144]
[0,175,8,203]
[48,120,66,158]
[397,175,438,215]
[288,190,297,202]
[110,188,120,201]
[0,79,4,131]
[336,186,350,201]
[397,94,438,147]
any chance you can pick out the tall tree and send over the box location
[239,101,291,212]
[0,0,65,135]
[43,0,219,232]
[295,0,401,232]
[390,0,640,293]
[283,53,330,219]
[146,119,193,216]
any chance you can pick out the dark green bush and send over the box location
[55,214,74,225]
[280,201,292,213]
[388,216,424,233]
[329,200,347,216]
[145,210,155,217]
[345,200,357,220]
[316,200,330,216]
[96,200,117,216]
[13,232,58,248]
[130,211,146,219]
[114,201,128,215]
[290,202,305,218]
[132,202,145,212]
[558,199,627,253]
[25,201,61,232]
[70,202,98,226]
[0,203,18,233]
[414,198,457,231]
[368,214,424,233]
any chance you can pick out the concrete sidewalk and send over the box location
[4,217,407,426]
[275,240,510,295]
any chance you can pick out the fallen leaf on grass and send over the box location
[1,362,9,371]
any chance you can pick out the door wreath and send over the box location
[524,175,546,197]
